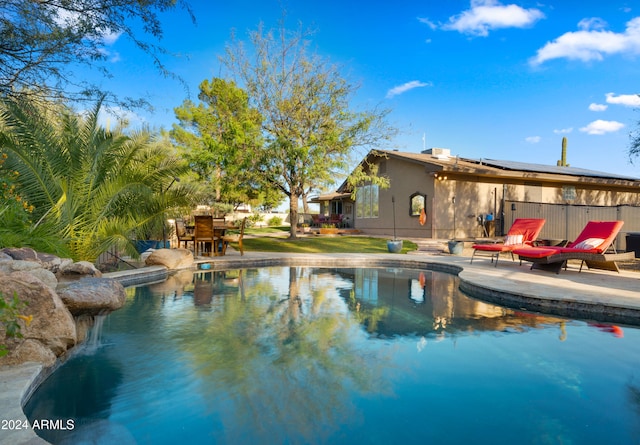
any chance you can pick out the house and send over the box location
[314,148,640,250]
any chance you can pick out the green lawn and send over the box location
[240,235,417,254]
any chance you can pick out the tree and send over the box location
[0,0,193,105]
[171,78,275,211]
[0,96,195,260]
[222,22,396,238]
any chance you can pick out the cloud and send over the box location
[579,119,624,135]
[525,136,541,143]
[432,0,544,37]
[588,103,608,111]
[94,107,146,130]
[553,128,573,134]
[605,92,640,107]
[531,16,640,65]
[386,80,431,99]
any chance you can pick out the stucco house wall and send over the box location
[343,149,640,240]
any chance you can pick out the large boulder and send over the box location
[56,277,126,316]
[0,271,77,365]
[145,248,194,270]
[58,260,102,278]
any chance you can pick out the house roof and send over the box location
[375,149,640,185]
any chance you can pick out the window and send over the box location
[356,184,379,218]
[409,193,426,217]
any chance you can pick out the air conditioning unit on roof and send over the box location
[422,148,451,159]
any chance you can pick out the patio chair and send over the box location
[221,217,246,256]
[194,215,219,257]
[470,218,546,266]
[513,220,634,273]
[175,219,194,250]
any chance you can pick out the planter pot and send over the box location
[319,228,339,235]
[447,240,464,255]
[387,240,403,253]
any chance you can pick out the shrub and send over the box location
[0,292,32,357]
[267,216,283,226]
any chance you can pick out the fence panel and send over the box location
[504,201,638,251]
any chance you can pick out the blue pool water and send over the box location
[25,267,640,444]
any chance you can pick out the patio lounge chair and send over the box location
[470,218,546,266]
[513,220,634,273]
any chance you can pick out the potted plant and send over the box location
[387,196,403,253]
[447,196,464,255]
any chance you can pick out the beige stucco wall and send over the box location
[355,157,640,240]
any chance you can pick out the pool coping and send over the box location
[2,251,639,444]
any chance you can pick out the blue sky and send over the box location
[86,0,640,179]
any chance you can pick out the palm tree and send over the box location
[0,96,195,261]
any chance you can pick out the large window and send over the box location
[356,184,379,218]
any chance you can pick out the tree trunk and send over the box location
[289,192,299,239]
[301,191,310,215]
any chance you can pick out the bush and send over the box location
[267,216,283,226]
[0,292,32,357]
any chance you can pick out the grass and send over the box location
[239,235,417,254]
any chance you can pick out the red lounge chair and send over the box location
[513,220,634,273]
[470,218,546,266]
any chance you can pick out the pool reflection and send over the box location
[25,267,625,445]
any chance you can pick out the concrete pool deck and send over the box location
[1,247,639,445]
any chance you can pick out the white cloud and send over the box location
[553,127,573,134]
[95,107,146,130]
[579,119,624,135]
[588,103,608,111]
[386,80,431,99]
[605,92,640,107]
[436,0,545,37]
[531,16,640,65]
[525,136,541,143]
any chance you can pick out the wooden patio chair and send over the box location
[175,219,194,250]
[194,215,218,257]
[221,217,246,256]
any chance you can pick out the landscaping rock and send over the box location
[57,277,126,316]
[0,271,77,364]
[145,248,194,270]
[58,260,102,277]
[0,339,57,367]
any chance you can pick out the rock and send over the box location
[25,268,58,291]
[0,259,41,273]
[145,248,194,269]
[57,278,126,316]
[0,339,57,367]
[58,260,102,277]
[1,247,39,262]
[0,271,77,361]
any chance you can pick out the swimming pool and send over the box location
[25,267,640,444]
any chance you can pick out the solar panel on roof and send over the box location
[474,159,639,181]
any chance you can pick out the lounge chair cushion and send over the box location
[572,238,604,250]
[513,246,561,258]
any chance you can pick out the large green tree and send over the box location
[172,77,282,211]
[0,96,195,260]
[222,23,396,238]
[0,0,193,105]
